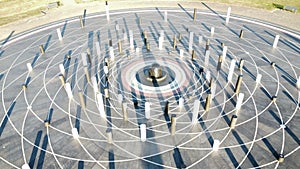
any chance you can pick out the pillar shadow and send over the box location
[0,101,17,136]
[88,31,94,57]
[268,109,281,124]
[282,32,300,53]
[106,98,112,129]
[225,148,240,168]
[63,50,72,78]
[275,64,296,83]
[29,130,43,168]
[178,3,193,19]
[93,49,99,75]
[213,99,231,126]
[131,73,146,125]
[148,25,159,46]
[108,29,112,45]
[260,86,272,100]
[31,53,40,67]
[83,9,87,26]
[151,78,171,129]
[243,66,256,80]
[232,130,259,167]
[141,123,164,169]
[78,160,84,169]
[61,21,68,37]
[134,13,143,42]
[266,30,300,53]
[96,30,101,44]
[281,75,296,87]
[37,134,48,168]
[285,126,300,145]
[149,22,159,45]
[168,19,180,35]
[201,2,225,21]
[173,147,187,168]
[122,17,130,37]
[1,30,15,45]
[71,58,79,90]
[116,62,124,95]
[75,105,81,133]
[44,34,52,51]
[198,115,214,146]
[109,149,115,169]
[282,90,298,105]
[201,23,211,32]
[155,7,164,20]
[44,108,54,124]
[223,23,239,37]
[0,50,4,57]
[24,76,31,87]
[261,56,271,64]
[243,25,272,46]
[262,138,279,159]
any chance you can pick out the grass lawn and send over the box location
[0,0,299,26]
[208,0,300,10]
[0,0,60,26]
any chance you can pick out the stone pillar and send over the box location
[57,28,63,41]
[145,102,150,119]
[39,45,45,54]
[238,59,244,70]
[96,93,106,118]
[105,1,110,21]
[225,7,231,24]
[205,93,212,111]
[72,128,79,139]
[122,102,128,121]
[79,16,84,28]
[230,115,238,129]
[171,114,176,135]
[210,27,215,36]
[78,91,86,110]
[140,124,146,142]
[179,97,184,109]
[256,74,262,84]
[212,139,220,151]
[234,75,243,94]
[164,11,168,22]
[26,63,33,73]
[107,130,113,144]
[193,8,197,21]
[192,100,200,124]
[239,30,244,39]
[235,93,244,110]
[64,83,73,99]
[227,59,236,82]
[273,35,280,48]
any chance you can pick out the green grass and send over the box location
[207,0,300,11]
[74,0,300,12]
[0,0,61,26]
[0,0,299,26]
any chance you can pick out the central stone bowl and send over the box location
[146,63,167,82]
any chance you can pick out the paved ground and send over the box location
[1,0,300,41]
[0,1,299,169]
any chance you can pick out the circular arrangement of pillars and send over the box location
[0,2,299,169]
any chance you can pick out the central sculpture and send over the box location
[146,63,167,82]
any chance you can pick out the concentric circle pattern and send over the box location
[0,6,299,169]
